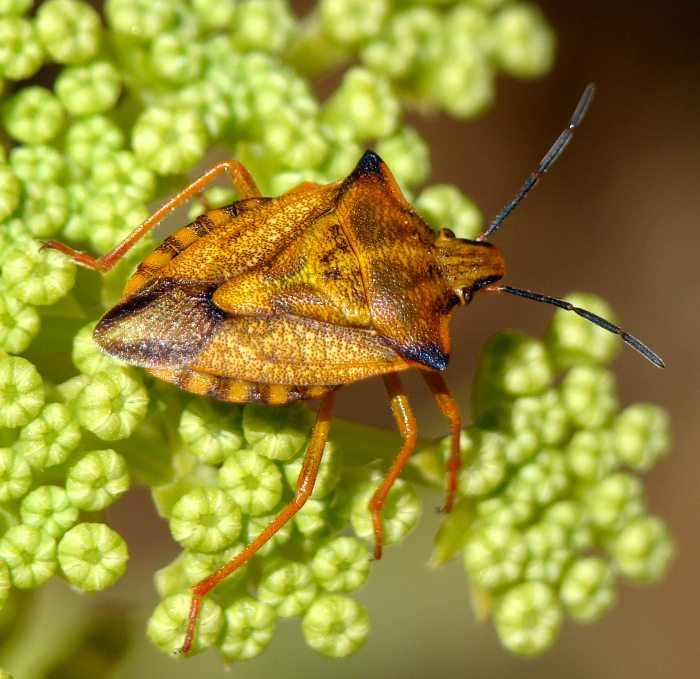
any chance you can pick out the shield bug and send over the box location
[45,83,663,654]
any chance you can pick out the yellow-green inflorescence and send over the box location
[427,295,672,655]
[0,0,671,668]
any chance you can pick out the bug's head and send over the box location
[428,85,662,368]
[434,227,506,306]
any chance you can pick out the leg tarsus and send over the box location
[178,593,202,655]
[41,239,108,271]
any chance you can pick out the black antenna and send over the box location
[493,285,665,368]
[478,83,595,241]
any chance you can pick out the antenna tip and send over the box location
[620,331,665,368]
[653,355,666,369]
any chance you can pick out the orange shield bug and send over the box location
[45,83,663,654]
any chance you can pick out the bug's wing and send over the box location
[335,151,453,370]
[94,278,409,385]
[151,186,340,284]
[190,313,409,386]
[94,279,224,369]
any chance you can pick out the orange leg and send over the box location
[194,189,212,212]
[421,371,462,513]
[369,373,418,561]
[43,160,262,272]
[179,391,334,655]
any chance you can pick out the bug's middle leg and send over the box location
[369,372,418,561]
[421,371,461,513]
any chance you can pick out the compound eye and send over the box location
[438,227,456,239]
[455,287,472,305]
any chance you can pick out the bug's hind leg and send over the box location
[194,189,212,212]
[44,160,262,273]
[369,372,418,561]
[421,371,461,513]
[179,390,335,654]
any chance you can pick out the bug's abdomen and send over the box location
[120,212,229,299]
[120,198,270,300]
[148,367,335,404]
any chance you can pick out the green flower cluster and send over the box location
[0,0,670,668]
[147,398,421,658]
[429,295,672,655]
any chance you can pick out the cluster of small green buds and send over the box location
[0,0,671,670]
[0,0,553,253]
[148,398,381,659]
[295,0,555,118]
[430,293,673,655]
[142,296,670,662]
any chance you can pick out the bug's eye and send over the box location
[439,228,456,239]
[455,287,472,305]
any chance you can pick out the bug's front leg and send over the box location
[369,372,418,561]
[421,371,461,513]
[179,390,334,655]
[43,160,262,273]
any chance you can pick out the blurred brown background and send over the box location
[60,1,700,677]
